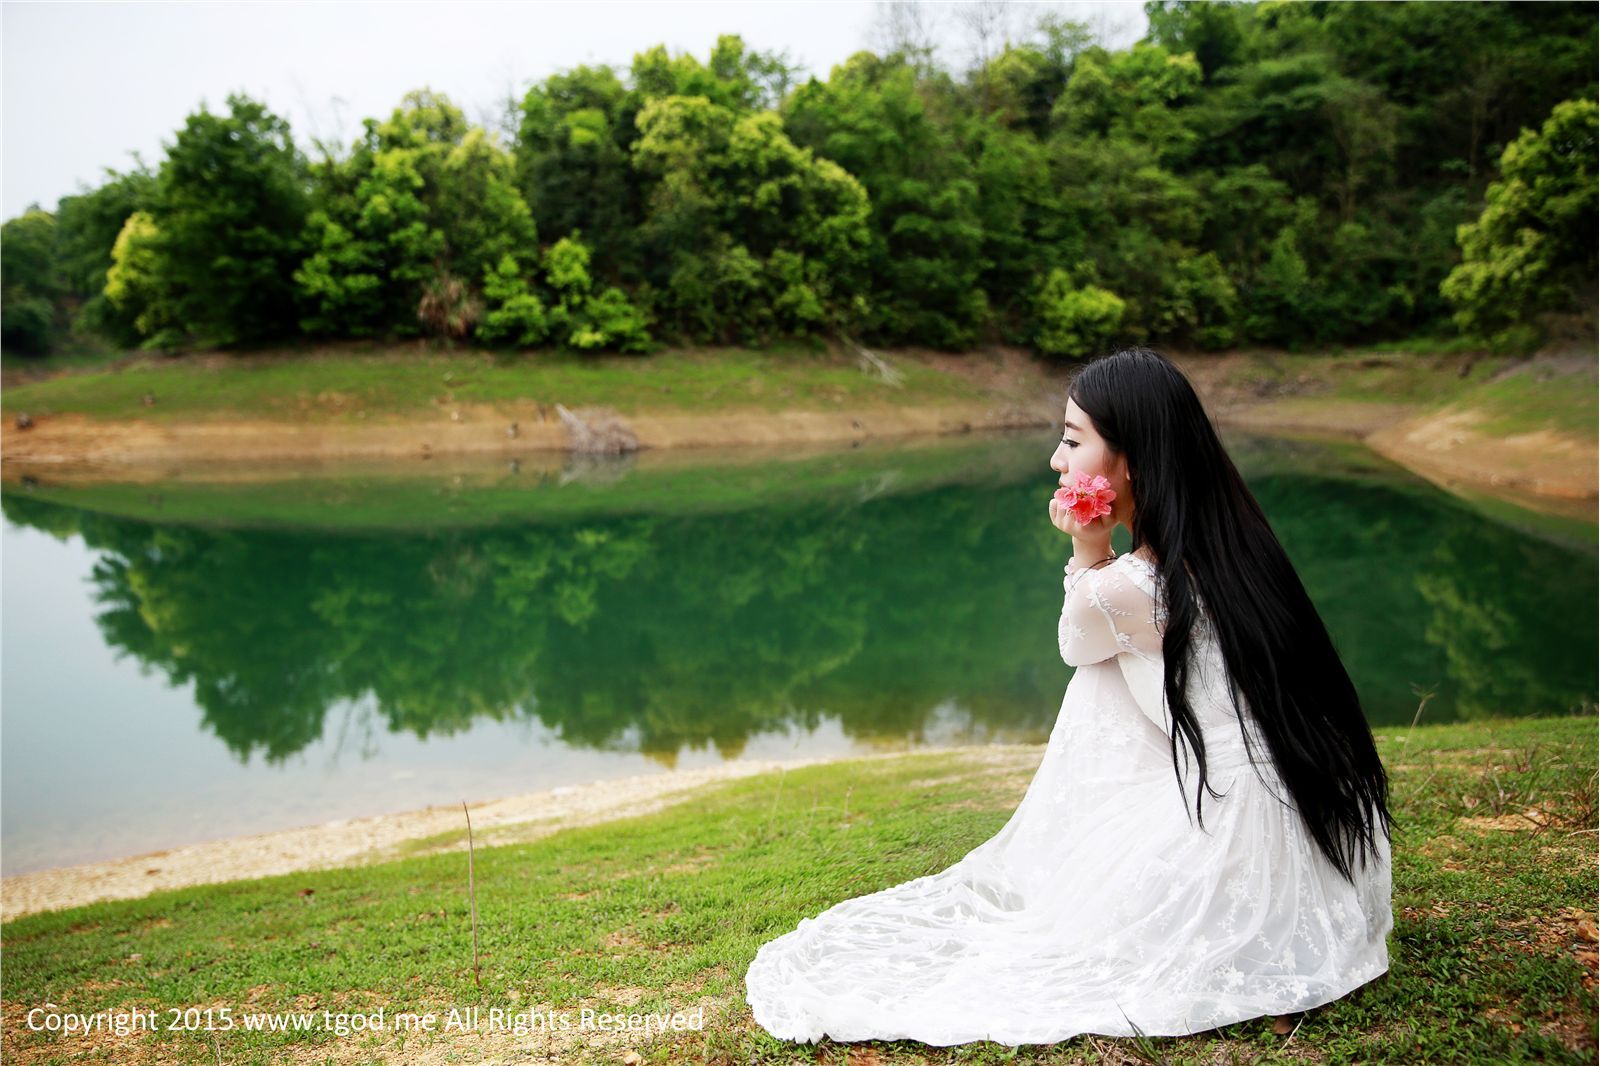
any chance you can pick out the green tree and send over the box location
[1144,0,1247,85]
[295,123,441,339]
[103,210,183,348]
[1033,269,1125,358]
[478,253,551,348]
[478,238,652,353]
[51,165,159,350]
[147,93,312,347]
[541,236,652,352]
[514,64,642,285]
[1441,97,1598,344]
[0,208,63,354]
[783,53,987,348]
[631,34,803,112]
[1045,43,1237,349]
[632,94,871,345]
[435,128,537,294]
[17,6,1598,356]
[297,90,536,341]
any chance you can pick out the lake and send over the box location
[2,427,1595,876]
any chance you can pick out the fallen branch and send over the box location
[840,334,905,388]
[554,403,639,454]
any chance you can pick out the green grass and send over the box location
[1220,346,1596,437]
[2,715,1595,1064]
[0,343,989,424]
[5,340,1592,449]
[0,342,129,377]
[1333,333,1523,360]
[1442,365,1598,438]
[1220,349,1521,407]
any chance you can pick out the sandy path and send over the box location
[0,745,1043,923]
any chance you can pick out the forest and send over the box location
[1,0,1595,360]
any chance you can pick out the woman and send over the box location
[743,346,1394,1046]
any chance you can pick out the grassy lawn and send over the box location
[2,714,1594,1064]
[0,343,990,425]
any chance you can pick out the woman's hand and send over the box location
[1049,493,1114,558]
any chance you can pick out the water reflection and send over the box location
[1,429,1594,871]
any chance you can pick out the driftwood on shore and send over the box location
[554,403,640,454]
[840,334,905,388]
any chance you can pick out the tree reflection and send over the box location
[2,434,1592,765]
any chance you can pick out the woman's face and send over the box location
[1050,397,1133,527]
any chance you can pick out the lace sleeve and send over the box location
[1058,557,1170,735]
[1058,558,1163,668]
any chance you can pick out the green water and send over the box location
[1,428,1594,875]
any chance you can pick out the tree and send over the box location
[104,210,183,348]
[296,90,536,341]
[783,54,987,348]
[294,125,441,339]
[478,252,551,348]
[540,236,652,352]
[147,93,312,347]
[1032,268,1125,358]
[630,34,803,112]
[513,64,643,285]
[1,208,63,354]
[631,94,871,345]
[434,126,538,300]
[1441,97,1598,344]
[1144,0,1247,85]
[53,165,158,350]
[1045,43,1235,349]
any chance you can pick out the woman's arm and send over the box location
[1058,560,1163,668]
[1059,560,1172,735]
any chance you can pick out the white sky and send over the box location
[1,0,1147,222]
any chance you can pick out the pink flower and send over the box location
[1054,471,1116,524]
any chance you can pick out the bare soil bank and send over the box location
[1187,350,1596,520]
[0,400,1045,467]
[1,346,1593,518]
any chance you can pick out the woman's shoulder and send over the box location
[1116,550,1162,589]
[1115,551,1211,634]
[1064,551,1159,593]
[1120,550,1160,571]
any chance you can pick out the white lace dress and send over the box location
[744,551,1392,1046]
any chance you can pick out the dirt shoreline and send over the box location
[2,348,1593,516]
[0,399,1048,469]
[0,745,1043,923]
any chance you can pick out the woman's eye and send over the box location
[1061,438,1078,448]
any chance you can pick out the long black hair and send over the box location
[1067,346,1393,885]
